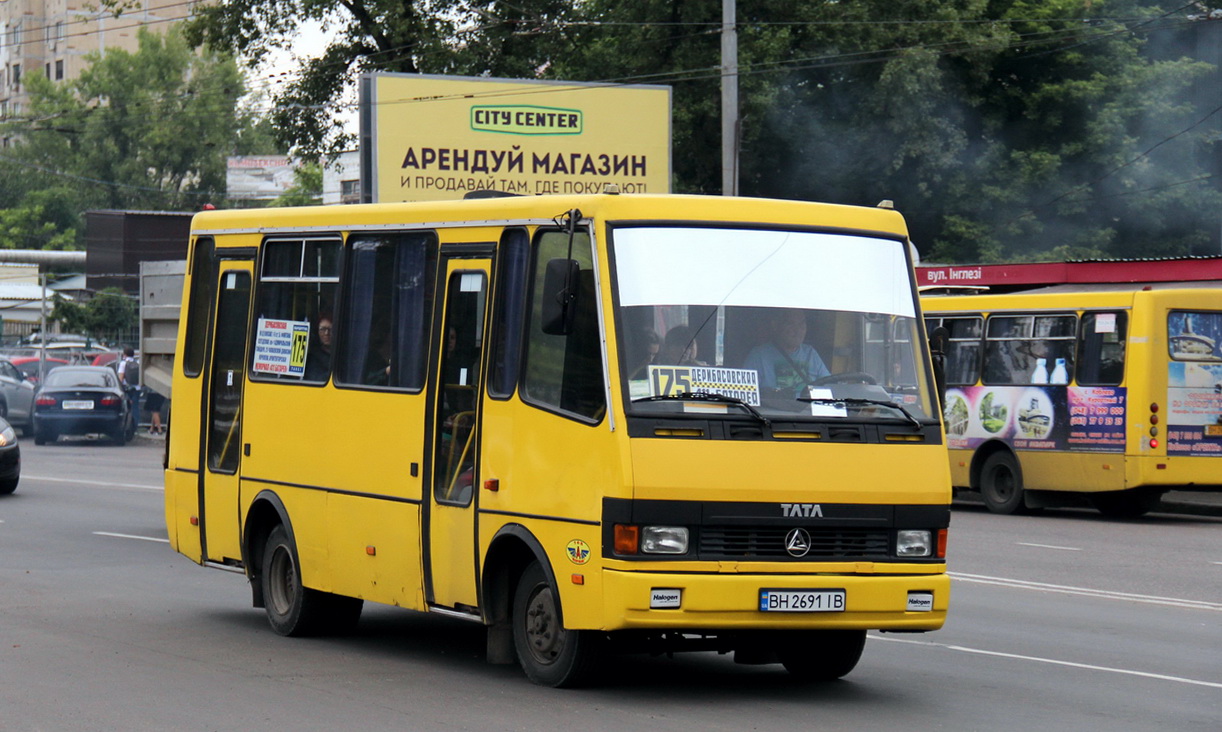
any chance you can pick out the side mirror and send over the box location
[540,258,580,336]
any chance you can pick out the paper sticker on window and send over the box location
[253,317,310,377]
[1095,313,1116,334]
[808,387,848,418]
[648,365,760,406]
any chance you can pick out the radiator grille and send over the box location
[699,526,890,560]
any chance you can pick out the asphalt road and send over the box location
[1,439,1219,731]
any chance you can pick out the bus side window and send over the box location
[488,228,530,398]
[942,316,983,385]
[521,229,606,422]
[183,236,215,377]
[1077,312,1127,386]
[336,232,437,390]
[254,238,340,384]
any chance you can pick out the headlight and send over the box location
[896,529,933,557]
[641,526,689,554]
[0,425,15,447]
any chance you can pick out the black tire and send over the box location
[261,525,363,637]
[0,400,8,420]
[0,477,17,495]
[34,429,51,446]
[512,561,603,687]
[777,630,867,681]
[1090,489,1161,518]
[980,451,1027,515]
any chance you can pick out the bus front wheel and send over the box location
[980,452,1027,515]
[777,630,867,681]
[512,561,602,687]
[261,525,362,637]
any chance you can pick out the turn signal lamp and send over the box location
[936,529,948,559]
[614,524,639,554]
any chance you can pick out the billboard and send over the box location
[226,156,296,200]
[361,73,671,202]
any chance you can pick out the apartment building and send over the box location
[0,0,200,122]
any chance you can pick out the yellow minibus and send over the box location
[924,283,1222,516]
[165,192,949,686]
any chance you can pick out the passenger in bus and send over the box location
[743,308,829,396]
[629,327,661,378]
[304,315,333,382]
[657,324,706,366]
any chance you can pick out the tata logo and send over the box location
[471,105,583,136]
[781,503,823,518]
[785,528,812,558]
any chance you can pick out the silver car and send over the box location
[0,358,36,433]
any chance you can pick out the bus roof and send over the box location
[189,193,911,239]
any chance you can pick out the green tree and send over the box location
[271,162,323,206]
[5,28,249,211]
[184,1,1222,260]
[49,288,138,345]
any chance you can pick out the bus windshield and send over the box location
[611,225,935,423]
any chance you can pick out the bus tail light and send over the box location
[614,524,639,554]
[1149,438,1159,449]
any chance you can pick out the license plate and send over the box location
[759,589,846,613]
[1206,425,1222,437]
[62,400,94,410]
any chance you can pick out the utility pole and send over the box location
[721,0,738,196]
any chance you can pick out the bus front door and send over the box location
[200,262,253,565]
[426,258,491,611]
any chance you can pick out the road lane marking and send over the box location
[950,572,1222,612]
[872,635,1222,690]
[1016,542,1081,551]
[93,531,169,544]
[25,475,162,492]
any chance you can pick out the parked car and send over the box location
[10,356,71,385]
[0,416,19,494]
[0,358,36,433]
[32,366,133,446]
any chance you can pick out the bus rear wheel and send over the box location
[777,630,867,681]
[261,525,362,636]
[512,561,603,687]
[980,451,1026,515]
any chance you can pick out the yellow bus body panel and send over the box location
[629,439,951,506]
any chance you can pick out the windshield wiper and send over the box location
[634,391,771,426]
[799,396,924,429]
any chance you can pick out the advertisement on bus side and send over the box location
[943,385,1126,453]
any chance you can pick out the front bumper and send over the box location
[601,568,949,632]
[34,412,126,436]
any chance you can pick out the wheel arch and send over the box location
[242,489,294,609]
[481,524,555,664]
[969,440,1021,491]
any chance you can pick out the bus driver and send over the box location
[743,308,830,397]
